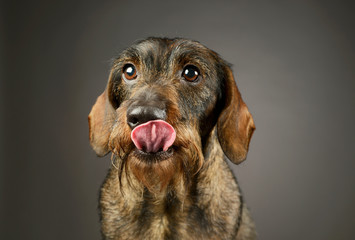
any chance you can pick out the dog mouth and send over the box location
[130,120,176,158]
[132,147,174,162]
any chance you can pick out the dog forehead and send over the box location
[134,38,208,55]
[119,38,217,69]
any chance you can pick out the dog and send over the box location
[88,37,256,240]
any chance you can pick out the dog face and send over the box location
[89,38,255,190]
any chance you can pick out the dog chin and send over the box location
[132,147,174,162]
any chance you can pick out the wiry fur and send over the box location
[89,37,256,239]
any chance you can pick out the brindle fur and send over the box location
[89,37,256,240]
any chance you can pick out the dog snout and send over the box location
[127,105,167,129]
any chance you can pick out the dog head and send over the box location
[88,38,255,190]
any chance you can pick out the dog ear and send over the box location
[88,89,116,156]
[217,65,255,164]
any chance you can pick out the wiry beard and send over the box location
[110,119,204,193]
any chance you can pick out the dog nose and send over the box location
[127,106,167,129]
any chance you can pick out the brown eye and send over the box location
[182,65,200,82]
[122,64,137,81]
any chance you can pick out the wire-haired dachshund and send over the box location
[88,37,256,240]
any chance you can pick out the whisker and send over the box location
[110,153,119,170]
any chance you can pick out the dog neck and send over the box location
[100,128,243,239]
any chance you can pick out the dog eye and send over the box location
[182,65,200,82]
[122,64,137,81]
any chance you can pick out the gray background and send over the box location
[1,0,354,239]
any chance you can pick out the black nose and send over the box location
[127,106,167,129]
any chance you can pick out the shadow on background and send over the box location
[1,0,354,239]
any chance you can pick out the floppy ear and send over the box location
[217,65,255,164]
[88,89,116,156]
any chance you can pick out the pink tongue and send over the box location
[131,120,176,153]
